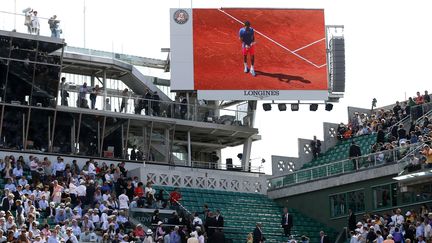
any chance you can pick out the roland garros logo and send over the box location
[173,9,189,24]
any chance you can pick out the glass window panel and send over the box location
[330,194,346,217]
[32,64,60,107]
[53,111,76,154]
[5,60,34,104]
[1,106,28,149]
[0,36,12,58]
[27,109,54,151]
[10,37,37,61]
[0,60,8,102]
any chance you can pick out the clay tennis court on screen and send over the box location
[193,8,328,91]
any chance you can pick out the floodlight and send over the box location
[310,104,318,111]
[278,103,287,111]
[325,103,333,111]
[263,103,272,111]
[291,103,299,111]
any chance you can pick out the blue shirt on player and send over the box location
[239,27,254,47]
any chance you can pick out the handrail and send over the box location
[160,188,193,217]
[415,107,432,125]
[63,88,249,115]
[268,140,431,190]
[335,227,348,243]
[0,10,65,39]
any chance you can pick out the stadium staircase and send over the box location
[154,185,337,243]
[302,134,376,169]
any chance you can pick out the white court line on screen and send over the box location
[217,9,326,69]
[292,38,326,53]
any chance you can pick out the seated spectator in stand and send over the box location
[421,144,432,168]
[193,212,203,227]
[144,182,156,208]
[169,188,182,210]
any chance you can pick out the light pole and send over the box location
[83,0,86,48]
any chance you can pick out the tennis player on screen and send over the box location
[239,21,256,77]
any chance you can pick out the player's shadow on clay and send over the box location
[254,70,312,84]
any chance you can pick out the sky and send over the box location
[1,0,432,174]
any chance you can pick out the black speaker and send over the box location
[226,158,233,169]
[330,38,345,92]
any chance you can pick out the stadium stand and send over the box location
[302,134,377,169]
[154,185,337,243]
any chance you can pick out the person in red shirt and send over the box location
[134,182,144,198]
[133,224,145,241]
[416,91,425,105]
[169,187,182,210]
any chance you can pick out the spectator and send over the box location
[152,91,161,116]
[424,91,431,103]
[310,136,321,159]
[78,82,89,108]
[89,85,101,110]
[105,98,112,111]
[170,226,181,243]
[281,207,293,237]
[31,11,40,35]
[120,88,129,113]
[252,222,265,243]
[48,15,61,38]
[421,144,432,168]
[349,141,362,170]
[144,229,155,243]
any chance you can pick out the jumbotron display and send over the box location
[170,8,329,100]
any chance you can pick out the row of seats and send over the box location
[154,185,336,243]
[302,134,377,169]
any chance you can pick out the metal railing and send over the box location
[0,10,66,39]
[268,141,427,191]
[191,160,264,173]
[60,91,251,127]
[410,102,432,121]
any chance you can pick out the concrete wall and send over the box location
[273,175,395,230]
[268,162,400,199]
[271,155,298,176]
[322,122,339,153]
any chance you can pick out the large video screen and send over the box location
[170,8,328,100]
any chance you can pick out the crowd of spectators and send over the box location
[337,90,431,141]
[0,154,226,243]
[335,91,432,170]
[348,206,432,243]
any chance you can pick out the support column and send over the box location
[241,101,257,171]
[102,70,107,110]
[165,128,170,163]
[187,130,192,167]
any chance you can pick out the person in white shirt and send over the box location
[391,209,404,226]
[64,227,78,243]
[375,230,384,243]
[38,195,49,211]
[91,209,100,228]
[31,11,40,35]
[88,160,96,179]
[4,179,16,192]
[192,213,203,226]
[0,229,6,243]
[53,158,65,177]
[76,180,87,203]
[118,190,129,211]
[12,165,24,178]
[81,215,95,231]
[17,177,28,187]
